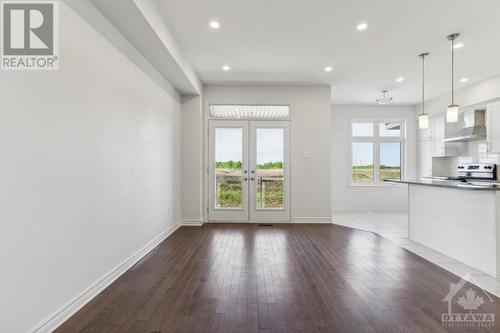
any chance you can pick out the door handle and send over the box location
[243,178,248,181]
[250,177,255,181]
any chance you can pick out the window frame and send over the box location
[350,119,406,187]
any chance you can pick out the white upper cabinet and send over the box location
[431,114,445,157]
[418,140,433,178]
[486,102,500,153]
[418,123,432,142]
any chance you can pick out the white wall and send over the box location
[331,106,418,211]
[181,95,204,223]
[0,3,181,332]
[202,85,332,222]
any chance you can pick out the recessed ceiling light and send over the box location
[209,20,220,29]
[222,65,230,71]
[396,77,404,82]
[453,42,464,49]
[460,77,469,83]
[324,66,333,72]
[357,22,368,31]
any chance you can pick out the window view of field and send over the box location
[256,162,284,209]
[352,141,401,183]
[380,142,401,181]
[215,161,243,208]
[352,165,401,183]
[214,126,285,210]
[215,161,284,209]
[352,165,374,183]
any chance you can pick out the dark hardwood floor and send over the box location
[57,224,500,332]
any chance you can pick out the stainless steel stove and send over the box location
[455,163,497,181]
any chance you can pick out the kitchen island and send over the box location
[387,178,500,277]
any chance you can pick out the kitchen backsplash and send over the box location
[433,140,500,177]
[456,141,500,164]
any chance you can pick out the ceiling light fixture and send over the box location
[460,77,469,83]
[446,33,460,123]
[209,20,220,29]
[222,65,230,71]
[396,77,404,83]
[324,66,333,72]
[376,90,393,104]
[418,53,430,129]
[357,22,368,31]
[453,42,464,49]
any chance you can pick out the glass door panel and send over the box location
[209,121,248,221]
[255,128,284,209]
[249,121,290,221]
[215,128,243,209]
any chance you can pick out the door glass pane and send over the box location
[380,142,401,181]
[352,122,374,137]
[379,122,401,137]
[215,128,243,208]
[256,128,284,209]
[352,142,374,183]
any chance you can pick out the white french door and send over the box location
[208,120,290,222]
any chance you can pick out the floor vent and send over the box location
[258,224,274,227]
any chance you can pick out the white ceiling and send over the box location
[150,0,500,105]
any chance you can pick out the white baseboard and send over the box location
[32,221,181,333]
[181,218,204,226]
[291,217,333,224]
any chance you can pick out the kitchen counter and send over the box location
[397,180,500,277]
[385,178,500,190]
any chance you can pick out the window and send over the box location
[351,120,405,185]
[209,105,289,119]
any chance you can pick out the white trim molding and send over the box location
[31,222,181,333]
[181,219,204,226]
[291,217,333,224]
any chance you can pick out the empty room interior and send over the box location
[3,0,500,332]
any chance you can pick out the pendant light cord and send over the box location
[451,37,454,105]
[422,55,425,114]
[419,53,428,115]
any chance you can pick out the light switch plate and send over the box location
[303,152,310,159]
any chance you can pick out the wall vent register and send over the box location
[209,105,290,119]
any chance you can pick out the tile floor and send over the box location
[332,210,500,297]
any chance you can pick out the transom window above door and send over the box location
[351,120,406,185]
[209,105,290,119]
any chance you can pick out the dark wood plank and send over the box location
[56,224,500,333]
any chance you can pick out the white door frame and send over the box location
[208,119,291,222]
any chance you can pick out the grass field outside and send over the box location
[215,161,284,208]
[352,165,401,184]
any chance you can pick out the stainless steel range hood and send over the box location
[443,109,487,142]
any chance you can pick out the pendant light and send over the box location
[446,33,460,122]
[418,53,430,129]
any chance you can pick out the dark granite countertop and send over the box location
[384,178,500,191]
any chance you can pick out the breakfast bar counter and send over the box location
[386,178,500,190]
[386,178,500,278]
